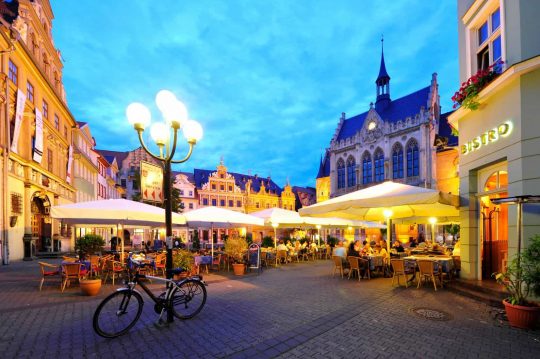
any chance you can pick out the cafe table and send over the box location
[403,255,454,274]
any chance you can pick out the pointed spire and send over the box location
[377,35,390,82]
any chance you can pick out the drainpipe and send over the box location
[1,24,15,265]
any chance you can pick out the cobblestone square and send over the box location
[0,259,539,359]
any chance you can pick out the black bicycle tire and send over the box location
[93,290,144,338]
[170,279,207,319]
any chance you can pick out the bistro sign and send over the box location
[461,121,512,155]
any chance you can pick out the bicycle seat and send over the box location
[170,268,185,275]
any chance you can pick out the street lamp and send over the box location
[271,222,279,249]
[126,90,203,323]
[383,209,393,255]
[429,217,437,244]
[316,224,322,246]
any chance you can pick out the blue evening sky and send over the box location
[51,0,458,188]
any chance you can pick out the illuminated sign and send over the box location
[461,121,512,155]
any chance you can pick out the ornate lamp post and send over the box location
[126,90,203,323]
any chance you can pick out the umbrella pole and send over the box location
[211,225,214,258]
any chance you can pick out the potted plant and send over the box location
[75,234,105,261]
[75,234,105,296]
[225,236,248,275]
[172,249,194,279]
[80,272,102,296]
[494,235,540,329]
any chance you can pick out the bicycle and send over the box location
[93,260,207,338]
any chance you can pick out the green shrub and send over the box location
[262,236,274,248]
[75,234,105,259]
[225,236,248,263]
[172,249,194,272]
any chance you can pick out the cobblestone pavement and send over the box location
[0,259,539,359]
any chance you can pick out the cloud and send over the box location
[51,0,459,187]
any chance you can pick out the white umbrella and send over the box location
[51,199,186,260]
[184,206,264,257]
[299,181,459,253]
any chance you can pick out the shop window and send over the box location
[337,159,345,189]
[346,157,356,187]
[392,143,404,179]
[362,152,372,185]
[374,149,385,182]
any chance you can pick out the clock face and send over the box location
[368,121,377,130]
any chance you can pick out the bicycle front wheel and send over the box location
[171,279,207,319]
[93,290,143,338]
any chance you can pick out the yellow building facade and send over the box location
[1,0,77,261]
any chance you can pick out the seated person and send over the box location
[360,242,373,256]
[347,241,359,257]
[276,240,288,252]
[294,240,302,253]
[309,240,318,253]
[333,240,347,259]
[408,237,418,248]
[374,244,388,260]
[452,240,461,256]
[393,241,405,253]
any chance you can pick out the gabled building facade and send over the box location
[1,0,78,261]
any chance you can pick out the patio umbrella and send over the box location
[51,199,186,260]
[299,181,460,253]
[183,206,264,257]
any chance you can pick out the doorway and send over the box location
[479,168,508,280]
[31,193,52,251]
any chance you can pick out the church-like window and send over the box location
[337,159,345,189]
[374,149,385,182]
[392,143,404,179]
[346,157,356,187]
[407,140,419,177]
[362,153,372,185]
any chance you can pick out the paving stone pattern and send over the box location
[0,259,538,358]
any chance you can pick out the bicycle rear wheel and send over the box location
[170,279,207,319]
[93,290,143,338]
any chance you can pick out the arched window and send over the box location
[374,149,385,182]
[406,140,419,177]
[337,159,345,189]
[346,157,356,187]
[362,153,372,185]
[392,143,404,179]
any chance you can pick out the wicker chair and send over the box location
[61,263,83,292]
[358,258,371,280]
[103,259,124,285]
[347,256,361,281]
[417,260,443,291]
[38,262,61,291]
[390,259,415,288]
[332,256,345,278]
[88,255,101,276]
[276,250,288,266]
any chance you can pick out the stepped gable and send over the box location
[194,169,283,195]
